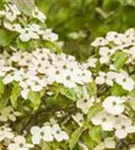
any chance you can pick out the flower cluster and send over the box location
[0,0,58,52]
[30,123,69,144]
[0,48,92,100]
[0,0,135,150]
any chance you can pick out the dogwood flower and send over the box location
[77,96,95,114]
[95,71,116,86]
[5,4,21,22]
[52,124,69,142]
[106,31,125,45]
[114,115,135,139]
[42,29,58,42]
[19,28,39,42]
[0,106,21,122]
[72,112,84,126]
[8,135,34,150]
[0,125,14,142]
[94,138,116,150]
[91,110,116,131]
[4,22,23,33]
[30,126,54,144]
[99,47,115,64]
[115,72,135,91]
[102,96,126,115]
[91,37,108,47]
[32,7,46,22]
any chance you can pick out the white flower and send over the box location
[77,96,95,114]
[115,72,135,91]
[114,115,135,139]
[106,31,125,45]
[52,124,69,142]
[72,113,84,126]
[95,71,116,86]
[102,96,125,115]
[29,24,44,35]
[31,124,69,144]
[0,106,21,122]
[124,28,135,44]
[21,88,30,100]
[30,126,54,144]
[99,47,115,64]
[94,138,116,150]
[0,125,14,142]
[42,29,58,42]
[86,58,97,68]
[32,7,46,22]
[4,22,23,33]
[91,37,108,47]
[8,135,34,150]
[5,4,21,22]
[19,28,39,42]
[91,110,116,131]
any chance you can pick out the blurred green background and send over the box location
[35,0,135,61]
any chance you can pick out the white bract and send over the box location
[99,47,115,64]
[102,96,126,115]
[72,112,84,126]
[91,37,108,47]
[30,124,69,144]
[52,124,69,142]
[91,110,116,131]
[0,125,14,142]
[115,72,135,91]
[77,96,95,114]
[32,7,46,22]
[95,71,116,86]
[0,106,21,122]
[114,115,135,139]
[8,135,34,150]
[94,138,116,150]
[30,126,54,144]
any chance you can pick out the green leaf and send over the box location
[10,83,21,108]
[69,127,84,150]
[41,142,50,150]
[60,87,76,101]
[0,89,10,109]
[0,143,3,150]
[111,84,127,96]
[88,81,97,97]
[45,41,62,53]
[0,30,16,46]
[113,51,128,69]
[87,104,102,122]
[129,98,135,111]
[129,89,135,98]
[0,79,5,96]
[28,91,41,110]
[15,0,35,16]
[89,126,101,143]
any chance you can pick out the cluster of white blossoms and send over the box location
[1,1,135,149]
[0,48,92,99]
[0,122,68,150]
[0,1,58,43]
[91,96,135,139]
[95,71,135,91]
[30,123,69,144]
[91,28,135,66]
